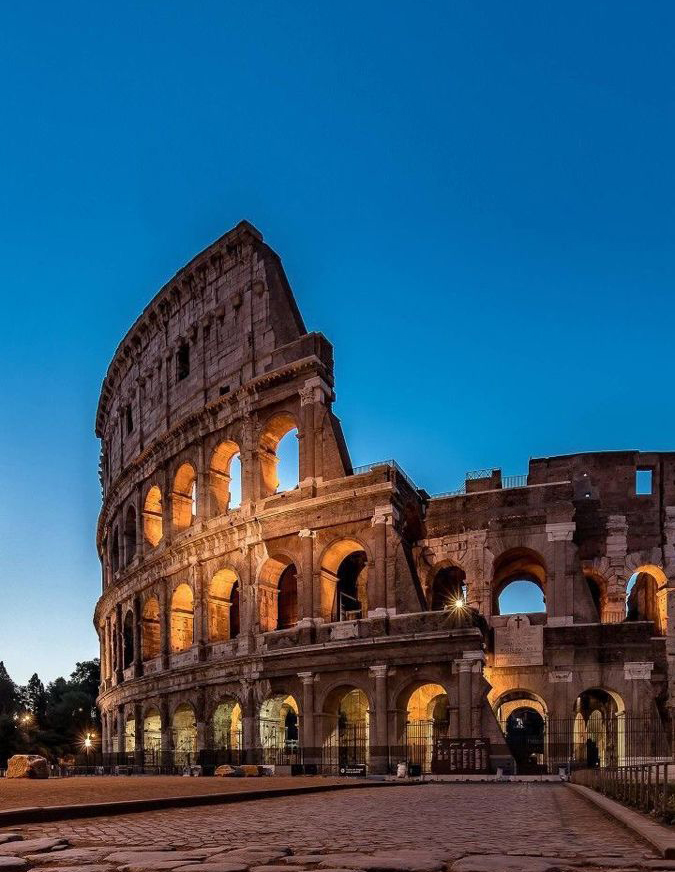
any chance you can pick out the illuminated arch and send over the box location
[257,554,298,632]
[170,583,194,652]
[172,463,197,531]
[319,538,369,623]
[142,596,161,660]
[143,485,163,548]
[208,568,240,642]
[209,441,242,515]
[259,413,299,497]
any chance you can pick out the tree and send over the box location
[0,662,18,717]
[23,674,47,726]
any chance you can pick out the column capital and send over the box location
[546,521,575,542]
[299,528,316,539]
[369,664,388,679]
[297,671,315,685]
[372,505,398,526]
[300,376,331,406]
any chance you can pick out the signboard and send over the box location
[494,614,543,668]
[432,738,490,774]
[338,763,367,777]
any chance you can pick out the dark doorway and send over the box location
[505,708,545,774]
[277,563,298,629]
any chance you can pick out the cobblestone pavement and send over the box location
[0,784,666,872]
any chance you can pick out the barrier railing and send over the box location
[351,460,418,491]
[572,763,675,823]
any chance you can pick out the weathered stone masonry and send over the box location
[94,220,675,773]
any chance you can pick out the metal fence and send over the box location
[572,763,675,823]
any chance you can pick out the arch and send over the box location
[124,712,135,753]
[170,583,194,652]
[209,441,242,515]
[172,462,197,531]
[171,702,197,755]
[278,563,298,629]
[401,682,450,773]
[259,413,299,497]
[626,564,666,632]
[143,706,162,755]
[208,569,239,642]
[322,686,370,771]
[493,689,548,723]
[429,565,467,611]
[124,505,137,565]
[319,538,369,623]
[573,688,626,767]
[143,485,163,548]
[583,570,606,622]
[122,609,134,669]
[257,554,298,632]
[212,697,242,750]
[142,596,161,661]
[493,549,547,616]
[259,694,300,764]
[111,527,120,574]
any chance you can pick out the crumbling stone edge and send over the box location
[0,778,421,827]
[566,783,675,858]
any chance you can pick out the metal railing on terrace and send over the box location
[433,472,529,500]
[351,460,418,491]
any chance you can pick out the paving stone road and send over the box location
[0,784,666,872]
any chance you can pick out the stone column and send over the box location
[546,521,576,625]
[160,697,172,768]
[134,702,143,768]
[241,682,257,764]
[370,665,389,774]
[300,383,315,483]
[196,442,209,523]
[115,603,124,684]
[160,582,171,670]
[195,686,207,754]
[192,562,207,661]
[133,594,143,678]
[161,463,172,546]
[116,704,125,755]
[299,672,317,765]
[135,485,145,561]
[456,659,473,737]
[370,506,394,615]
[299,529,316,619]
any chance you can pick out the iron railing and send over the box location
[351,460,418,491]
[572,763,675,823]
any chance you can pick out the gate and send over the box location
[259,718,302,766]
[321,720,368,774]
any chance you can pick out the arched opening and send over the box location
[212,698,242,754]
[319,540,369,623]
[209,441,242,515]
[170,583,194,652]
[143,707,162,760]
[124,506,137,565]
[122,610,134,669]
[172,463,197,532]
[124,713,135,753]
[172,703,197,761]
[403,683,450,774]
[430,566,467,611]
[573,689,626,768]
[322,687,369,772]
[258,555,298,632]
[583,573,605,622]
[259,413,299,497]
[230,580,240,639]
[626,567,665,632]
[493,549,547,616]
[259,695,300,764]
[494,690,548,775]
[111,527,120,575]
[143,486,163,548]
[142,596,161,661]
[278,564,298,629]
[208,569,239,642]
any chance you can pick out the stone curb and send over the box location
[566,783,675,858]
[0,779,419,827]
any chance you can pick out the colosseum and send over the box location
[95,220,675,776]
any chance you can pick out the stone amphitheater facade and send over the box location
[95,221,675,774]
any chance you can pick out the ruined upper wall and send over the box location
[96,221,314,486]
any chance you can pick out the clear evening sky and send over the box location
[0,2,673,684]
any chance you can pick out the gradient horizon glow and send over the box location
[0,2,673,684]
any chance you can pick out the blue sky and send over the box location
[0,2,673,683]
